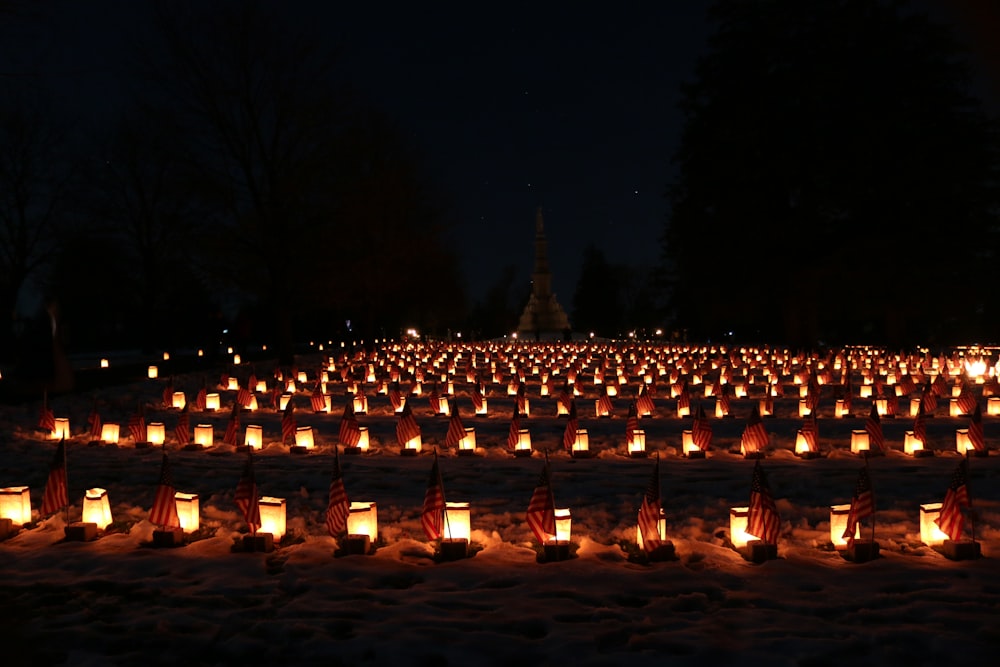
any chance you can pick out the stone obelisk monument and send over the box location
[517,208,570,339]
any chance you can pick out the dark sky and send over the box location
[3,0,999,310]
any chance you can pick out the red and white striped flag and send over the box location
[162,379,174,409]
[516,383,527,414]
[526,457,556,544]
[128,404,147,443]
[637,456,662,553]
[718,385,731,416]
[234,449,261,534]
[174,403,190,445]
[427,383,441,414]
[557,380,572,413]
[562,399,578,451]
[269,385,281,411]
[237,385,253,409]
[38,392,56,433]
[746,459,780,545]
[636,384,655,416]
[741,404,768,454]
[934,458,971,541]
[310,381,326,413]
[471,380,484,412]
[194,383,207,412]
[692,403,712,451]
[40,438,68,517]
[507,404,521,450]
[843,466,875,544]
[444,399,465,448]
[281,401,296,443]
[866,402,885,452]
[396,402,421,446]
[223,402,240,446]
[913,400,927,447]
[325,447,349,537]
[968,403,986,452]
[421,452,446,540]
[87,400,102,440]
[677,382,690,414]
[625,401,639,444]
[800,411,818,453]
[338,399,361,447]
[597,393,614,417]
[921,381,938,413]
[389,382,403,412]
[149,452,180,529]
[956,384,977,415]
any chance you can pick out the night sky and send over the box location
[3,1,999,308]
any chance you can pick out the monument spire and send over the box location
[518,208,570,338]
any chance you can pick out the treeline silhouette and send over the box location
[659,0,1000,347]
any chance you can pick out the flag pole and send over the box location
[62,436,70,525]
[966,449,975,544]
[864,450,875,545]
[436,448,451,541]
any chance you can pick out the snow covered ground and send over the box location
[1,342,997,666]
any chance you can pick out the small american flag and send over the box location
[800,412,818,453]
[194,384,207,412]
[281,401,296,443]
[174,404,190,445]
[597,393,614,417]
[558,380,572,413]
[806,372,820,411]
[843,466,875,543]
[741,404,768,454]
[677,382,690,414]
[625,401,639,445]
[234,449,261,534]
[507,404,521,450]
[562,399,578,451]
[269,385,282,411]
[128,404,147,443]
[427,384,441,414]
[526,457,556,544]
[40,438,68,517]
[921,381,938,413]
[968,403,986,452]
[934,457,971,541]
[325,447,349,537]
[471,380,484,412]
[162,379,174,409]
[637,456,662,553]
[237,385,253,409]
[421,452,447,540]
[338,399,361,447]
[87,400,102,440]
[866,402,885,452]
[223,402,240,446]
[956,384,977,415]
[444,400,465,448]
[913,401,927,447]
[516,383,527,414]
[746,459,780,545]
[396,402,421,447]
[310,381,326,413]
[149,452,181,529]
[389,382,403,412]
[692,403,712,450]
[38,393,56,433]
[636,384,655,416]
[718,385,731,416]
